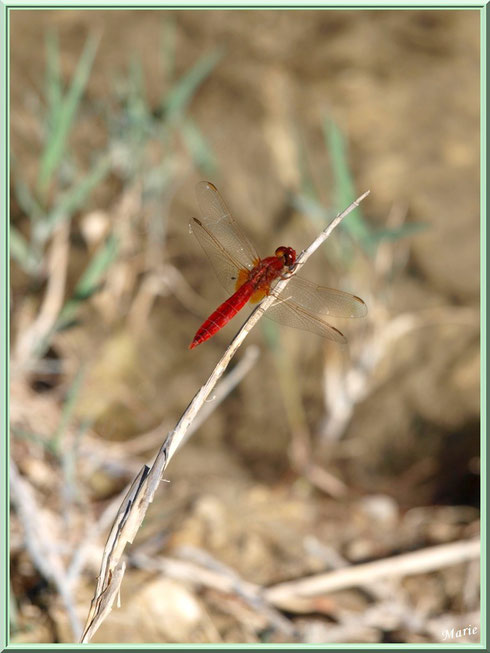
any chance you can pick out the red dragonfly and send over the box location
[189,181,367,349]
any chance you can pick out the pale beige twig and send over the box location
[309,599,423,643]
[14,221,70,370]
[80,191,370,643]
[180,344,260,448]
[303,536,402,603]
[130,551,295,637]
[321,304,479,442]
[301,462,347,498]
[128,263,209,334]
[131,539,479,639]
[10,460,82,640]
[264,538,480,610]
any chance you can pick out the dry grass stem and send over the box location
[264,537,480,610]
[14,221,70,370]
[130,537,479,638]
[10,460,83,640]
[130,552,296,637]
[301,462,347,498]
[128,263,209,334]
[80,190,370,642]
[321,303,479,442]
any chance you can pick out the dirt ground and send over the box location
[9,8,480,645]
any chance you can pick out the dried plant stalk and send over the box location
[14,221,70,369]
[264,537,480,611]
[80,190,370,643]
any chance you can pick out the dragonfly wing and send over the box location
[195,181,260,271]
[273,275,367,319]
[266,298,347,344]
[190,217,244,294]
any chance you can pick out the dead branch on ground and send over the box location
[264,537,480,611]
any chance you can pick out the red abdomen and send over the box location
[189,282,254,349]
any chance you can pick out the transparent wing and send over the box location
[190,218,245,294]
[191,182,260,293]
[265,276,367,343]
[266,299,348,344]
[273,275,367,319]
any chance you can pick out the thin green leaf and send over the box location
[11,158,44,224]
[51,364,87,451]
[12,426,58,456]
[10,226,33,270]
[37,33,99,195]
[368,222,429,246]
[161,16,176,85]
[261,319,280,351]
[294,127,317,200]
[45,30,62,132]
[292,192,344,265]
[324,118,374,254]
[128,55,150,123]
[56,234,118,329]
[181,118,216,174]
[163,49,223,126]
[293,192,331,224]
[48,153,111,230]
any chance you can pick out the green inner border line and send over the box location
[2,1,489,8]
[3,0,9,652]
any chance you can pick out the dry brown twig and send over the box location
[10,460,83,640]
[129,538,478,640]
[13,221,70,371]
[130,549,296,637]
[264,537,480,611]
[80,190,370,643]
[128,263,210,334]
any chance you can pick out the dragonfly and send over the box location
[189,181,367,349]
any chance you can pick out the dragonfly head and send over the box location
[275,246,296,269]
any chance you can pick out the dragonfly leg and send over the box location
[281,260,301,278]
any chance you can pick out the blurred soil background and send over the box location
[9,8,480,645]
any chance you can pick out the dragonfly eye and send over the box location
[275,246,296,268]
